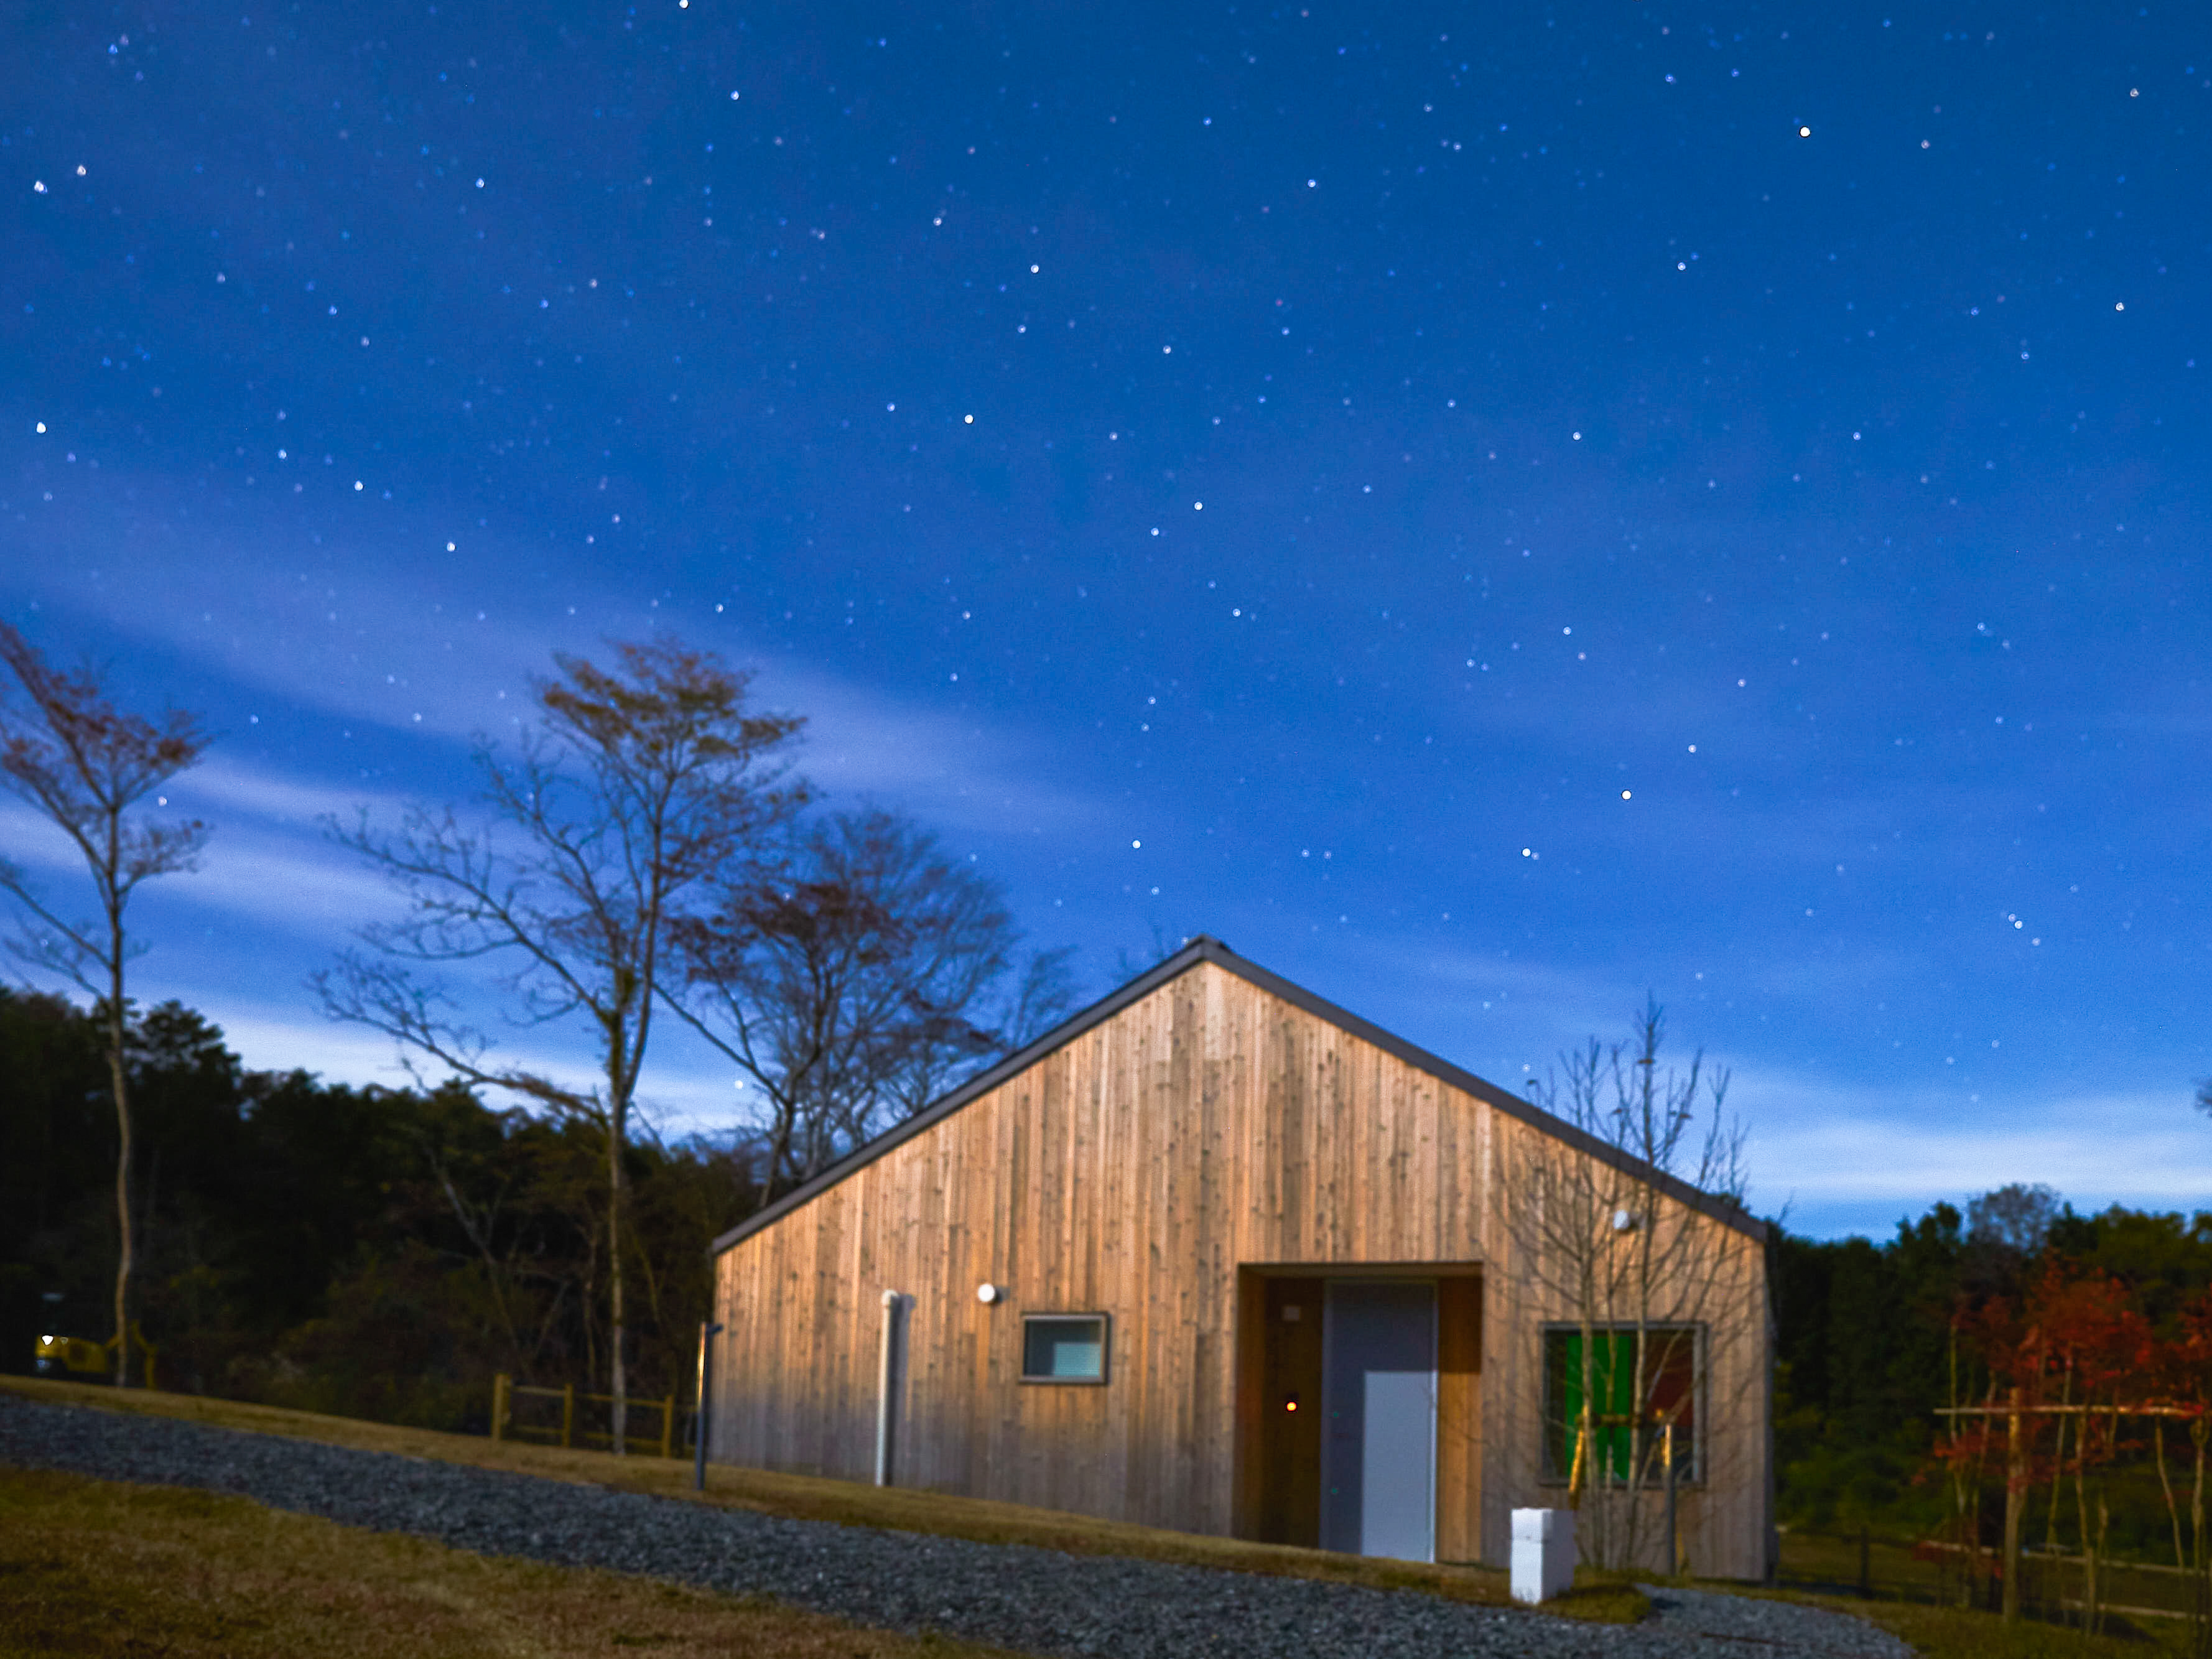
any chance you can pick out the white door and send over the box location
[1319,1280,1436,1561]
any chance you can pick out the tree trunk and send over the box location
[1574,1302,1599,1563]
[108,960,133,1390]
[608,1102,627,1456]
[1630,1222,1653,1573]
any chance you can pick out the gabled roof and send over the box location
[709,935,1767,1255]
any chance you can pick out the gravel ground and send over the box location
[0,1396,1912,1659]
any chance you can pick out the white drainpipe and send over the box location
[875,1289,904,1486]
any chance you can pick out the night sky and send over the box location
[5,2,2209,1238]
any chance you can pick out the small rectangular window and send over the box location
[1021,1314,1108,1383]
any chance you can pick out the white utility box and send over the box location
[1510,1507,1578,1605]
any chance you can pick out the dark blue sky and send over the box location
[5,1,2208,1237]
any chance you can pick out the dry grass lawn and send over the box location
[1856,1600,2185,1659]
[1727,1590,2190,1659]
[0,1464,1017,1659]
[0,1375,1655,1621]
[1737,1533,2192,1659]
[26,1373,2199,1658]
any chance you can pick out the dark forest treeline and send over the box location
[1,988,761,1429]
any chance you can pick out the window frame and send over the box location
[1538,1321,1704,1487]
[1018,1312,1112,1385]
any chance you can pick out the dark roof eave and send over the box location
[707,936,1767,1257]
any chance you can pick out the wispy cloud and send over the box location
[12,505,1105,842]
[1,788,404,942]
[174,755,417,827]
[188,992,751,1140]
[1734,1062,2212,1224]
[162,825,408,935]
[765,663,1102,837]
[0,801,95,881]
[1756,1107,2212,1207]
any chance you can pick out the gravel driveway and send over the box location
[1,1396,1911,1659]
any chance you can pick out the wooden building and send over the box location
[706,937,1773,1578]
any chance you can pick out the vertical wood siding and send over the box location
[712,959,1770,1577]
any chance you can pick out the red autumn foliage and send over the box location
[1932,1263,2160,1494]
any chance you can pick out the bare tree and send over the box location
[0,621,210,1387]
[1964,1181,2061,1257]
[1509,997,1752,1574]
[668,807,1075,1192]
[316,637,802,1450]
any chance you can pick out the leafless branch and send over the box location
[1505,995,1759,1573]
[318,635,803,1450]
[667,807,1071,1191]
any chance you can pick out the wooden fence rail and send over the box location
[1933,1390,2212,1628]
[490,1373,678,1458]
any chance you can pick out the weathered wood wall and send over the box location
[710,956,1770,1576]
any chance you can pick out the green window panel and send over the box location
[1542,1326,1699,1484]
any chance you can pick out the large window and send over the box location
[1021,1314,1109,1383]
[1541,1324,1699,1484]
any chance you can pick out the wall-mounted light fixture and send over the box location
[976,1283,1003,1305]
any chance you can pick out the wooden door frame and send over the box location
[1232,1263,1484,1558]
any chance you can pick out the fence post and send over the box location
[492,1373,509,1443]
[659,1394,675,1459]
[561,1382,576,1449]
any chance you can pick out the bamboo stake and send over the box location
[2074,1397,2093,1629]
[2044,1365,2070,1553]
[2185,1424,2203,1659]
[1946,1327,1981,1610]
[2004,1387,2025,1625]
[2159,1418,2188,1573]
[1975,1373,1996,1612]
[2091,1489,2111,1636]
